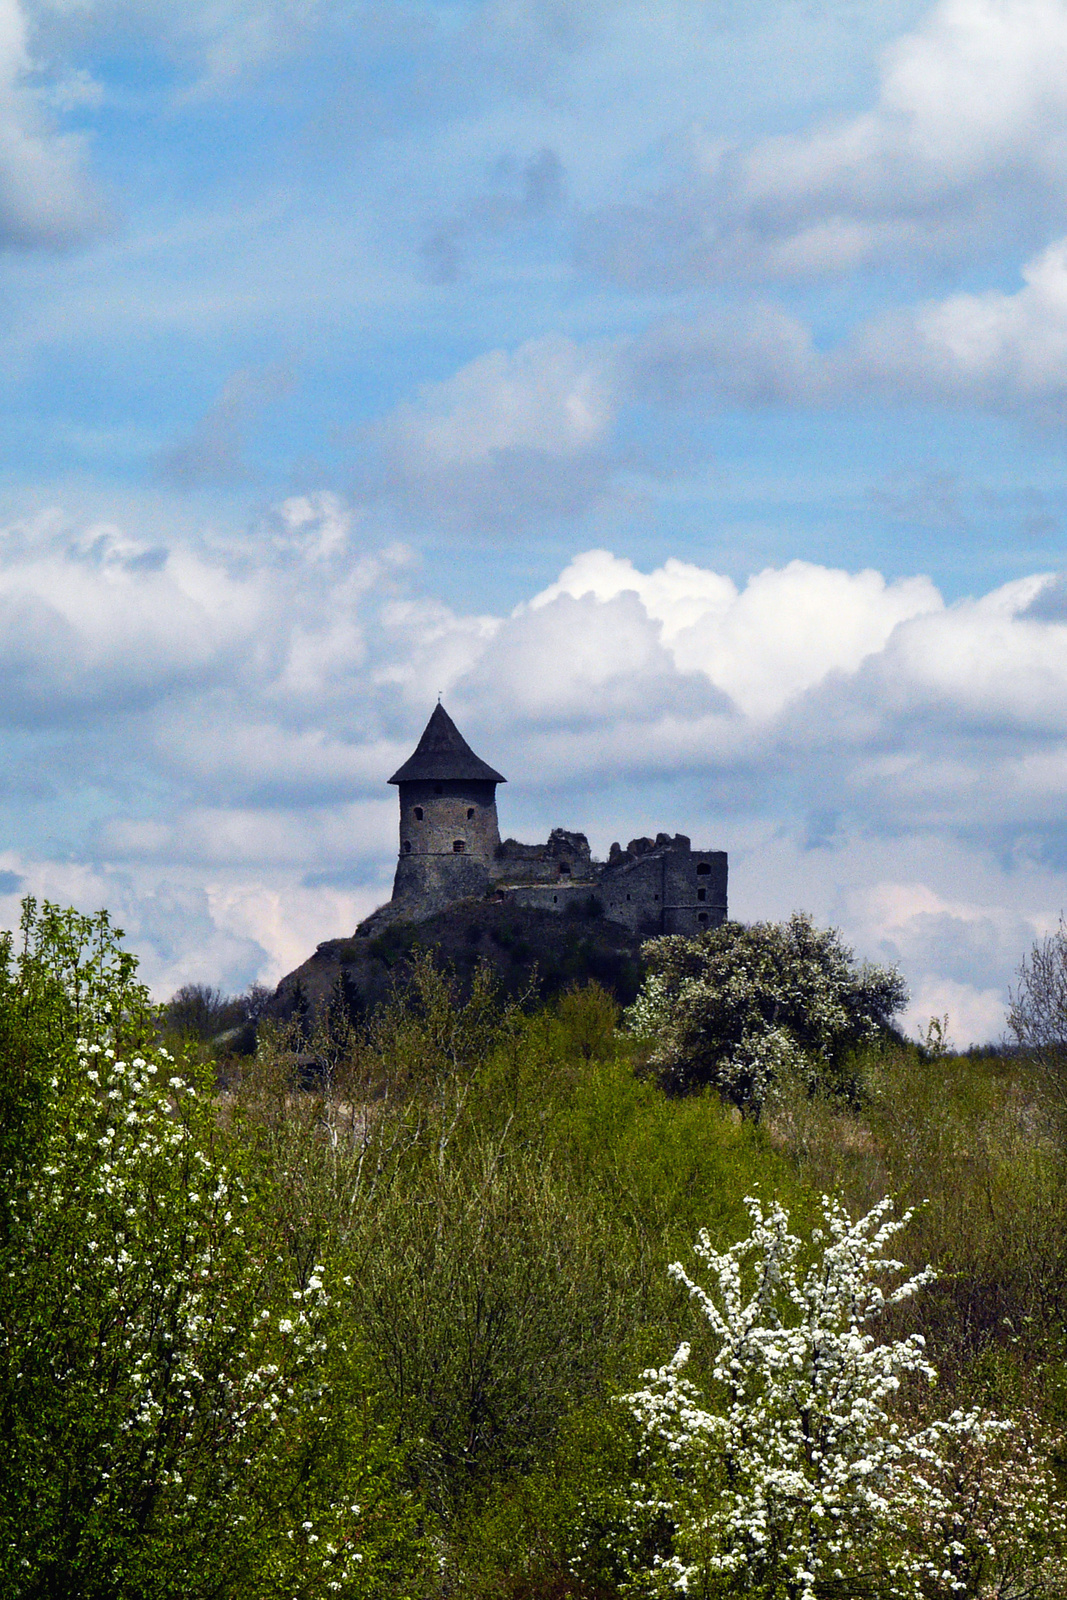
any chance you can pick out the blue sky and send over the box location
[4,0,1067,1039]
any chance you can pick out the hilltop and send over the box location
[273,896,646,1023]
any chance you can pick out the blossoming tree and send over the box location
[0,901,425,1600]
[624,1195,1065,1599]
[624,913,907,1118]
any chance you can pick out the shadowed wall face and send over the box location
[597,848,728,937]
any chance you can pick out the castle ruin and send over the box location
[356,703,727,939]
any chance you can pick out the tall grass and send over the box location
[767,1044,1067,1387]
[216,965,1067,1594]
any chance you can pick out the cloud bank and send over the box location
[11,0,1067,1052]
[0,491,1062,1044]
[582,0,1067,286]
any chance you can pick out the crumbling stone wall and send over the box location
[499,831,727,936]
[597,834,728,937]
[491,828,594,886]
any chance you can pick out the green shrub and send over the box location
[0,902,427,1600]
[767,1043,1067,1377]
[454,1404,668,1600]
[622,1195,1067,1600]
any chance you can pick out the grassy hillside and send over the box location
[9,905,1067,1598]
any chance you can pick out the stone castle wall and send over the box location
[391,777,501,914]
[368,718,729,940]
[499,831,727,937]
[491,828,593,886]
[596,835,728,937]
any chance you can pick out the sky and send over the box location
[4,0,1067,1041]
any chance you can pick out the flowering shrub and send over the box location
[0,902,425,1600]
[906,1407,1067,1598]
[622,1195,1064,1600]
[624,913,906,1116]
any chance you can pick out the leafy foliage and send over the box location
[7,903,1067,1599]
[0,902,426,1600]
[625,913,907,1116]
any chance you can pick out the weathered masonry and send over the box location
[360,702,727,937]
[389,701,507,916]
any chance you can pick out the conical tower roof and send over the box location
[388,704,506,785]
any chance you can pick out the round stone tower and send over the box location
[388,703,505,914]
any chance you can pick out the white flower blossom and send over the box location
[623,1195,1020,1599]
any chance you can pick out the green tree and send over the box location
[625,912,906,1118]
[0,901,425,1600]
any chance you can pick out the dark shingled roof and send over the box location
[388,704,506,785]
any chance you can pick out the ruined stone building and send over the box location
[357,703,727,939]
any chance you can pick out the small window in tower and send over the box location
[467,807,474,819]
[653,893,658,900]
[553,894,558,903]
[452,839,465,853]
[626,893,631,901]
[403,840,411,854]
[698,912,709,924]
[414,806,424,821]
[697,888,706,902]
[697,862,710,876]
[558,861,570,875]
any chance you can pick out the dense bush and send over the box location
[162,980,273,1055]
[0,902,426,1600]
[624,1196,1067,1598]
[766,1044,1067,1368]
[625,912,907,1117]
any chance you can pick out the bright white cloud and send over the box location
[741,0,1067,202]
[464,588,720,727]
[585,0,1067,284]
[626,231,1067,415]
[202,875,379,987]
[358,335,620,533]
[850,236,1067,404]
[1,503,1066,1038]
[532,548,942,717]
[862,575,1067,726]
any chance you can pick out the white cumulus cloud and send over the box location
[531,549,942,717]
[361,334,620,534]
[4,508,1067,1042]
